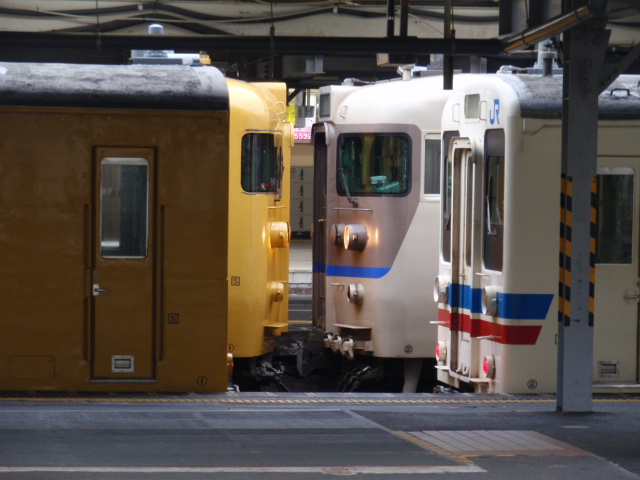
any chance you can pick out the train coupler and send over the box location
[255,359,290,392]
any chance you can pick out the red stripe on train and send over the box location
[437,308,542,345]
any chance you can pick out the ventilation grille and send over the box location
[598,361,620,378]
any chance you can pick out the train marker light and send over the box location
[483,355,496,379]
[344,224,368,251]
[269,281,285,302]
[482,286,499,316]
[435,341,447,362]
[434,276,451,303]
[269,221,290,249]
[347,283,364,305]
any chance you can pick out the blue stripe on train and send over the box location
[322,264,391,279]
[312,262,326,274]
[449,283,553,320]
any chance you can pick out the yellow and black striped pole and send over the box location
[589,176,597,327]
[559,175,597,327]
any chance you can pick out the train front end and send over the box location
[313,77,450,391]
[226,79,292,388]
[435,75,561,394]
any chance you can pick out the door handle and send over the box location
[93,284,110,296]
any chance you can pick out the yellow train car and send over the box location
[226,79,292,387]
[0,62,230,392]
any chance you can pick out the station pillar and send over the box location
[557,19,610,413]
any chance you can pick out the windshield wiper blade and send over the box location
[338,162,358,207]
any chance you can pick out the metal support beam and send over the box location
[558,20,610,413]
[502,5,591,53]
[400,0,409,38]
[387,0,395,38]
[498,0,514,35]
[599,43,640,92]
[443,0,454,90]
[0,31,503,57]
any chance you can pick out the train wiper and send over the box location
[275,147,283,202]
[338,161,358,207]
[486,196,497,236]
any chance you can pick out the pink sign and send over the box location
[294,118,314,143]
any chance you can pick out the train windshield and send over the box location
[337,133,410,196]
[483,129,505,271]
[241,133,282,194]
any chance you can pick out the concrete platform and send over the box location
[0,392,638,480]
[289,239,312,295]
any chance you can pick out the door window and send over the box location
[597,169,634,264]
[441,131,459,263]
[100,158,149,258]
[424,139,441,194]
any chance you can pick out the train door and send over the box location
[594,159,639,385]
[448,138,479,376]
[312,125,327,331]
[92,147,156,380]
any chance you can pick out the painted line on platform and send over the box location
[0,466,486,475]
[0,392,640,405]
[0,396,637,404]
[0,397,552,403]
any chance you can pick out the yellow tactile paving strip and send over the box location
[407,430,592,458]
[0,395,638,403]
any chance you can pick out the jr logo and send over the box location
[489,99,500,125]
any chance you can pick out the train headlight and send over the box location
[269,281,285,302]
[333,223,345,247]
[344,224,368,251]
[347,283,364,305]
[435,341,447,362]
[482,286,500,316]
[483,355,496,379]
[434,276,451,304]
[269,221,290,249]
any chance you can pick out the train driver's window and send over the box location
[597,170,634,264]
[100,158,149,258]
[241,133,281,194]
[483,129,505,271]
[337,133,410,196]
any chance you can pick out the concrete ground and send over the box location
[0,392,638,480]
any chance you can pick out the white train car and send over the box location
[312,74,478,391]
[434,72,640,394]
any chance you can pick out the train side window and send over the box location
[100,158,149,258]
[241,133,281,194]
[597,171,634,264]
[424,139,441,194]
[441,131,459,263]
[483,129,505,271]
[337,133,411,197]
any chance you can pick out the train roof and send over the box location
[496,73,640,120]
[320,74,465,127]
[0,62,229,111]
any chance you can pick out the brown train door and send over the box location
[91,147,156,380]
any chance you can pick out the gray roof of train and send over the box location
[498,73,640,120]
[0,62,229,111]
